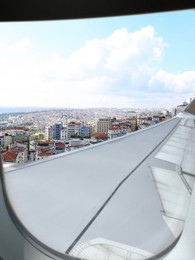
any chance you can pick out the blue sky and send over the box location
[0,9,195,108]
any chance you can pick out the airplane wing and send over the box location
[1,99,195,260]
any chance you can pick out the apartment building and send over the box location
[2,146,28,164]
[61,128,68,140]
[80,126,92,138]
[96,118,112,133]
[53,122,62,140]
[108,126,128,139]
[45,126,53,140]
[67,122,82,138]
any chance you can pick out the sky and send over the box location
[0,9,195,109]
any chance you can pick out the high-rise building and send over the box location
[96,118,112,133]
[53,122,62,140]
[67,122,82,138]
[61,128,68,140]
[45,126,53,141]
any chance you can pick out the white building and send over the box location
[45,126,53,140]
[108,127,128,139]
[0,121,8,128]
[15,148,28,164]
[67,122,82,138]
[108,128,123,139]
[3,135,13,148]
[61,128,68,140]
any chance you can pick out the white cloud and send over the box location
[0,27,194,108]
[0,37,31,55]
[149,70,195,94]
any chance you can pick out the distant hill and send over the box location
[0,106,50,114]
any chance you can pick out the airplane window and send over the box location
[0,9,195,260]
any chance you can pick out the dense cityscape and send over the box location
[0,99,192,169]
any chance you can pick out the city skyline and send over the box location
[0,10,195,109]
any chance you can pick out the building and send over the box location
[1,151,17,163]
[68,139,90,150]
[55,142,65,154]
[96,118,112,133]
[53,122,62,140]
[11,147,28,164]
[36,152,55,160]
[2,146,27,164]
[36,141,55,152]
[108,127,122,139]
[80,126,92,138]
[36,141,55,160]
[61,128,68,140]
[67,122,82,139]
[0,136,4,147]
[108,127,125,139]
[3,135,13,149]
[0,121,8,128]
[45,126,53,141]
[35,140,66,159]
